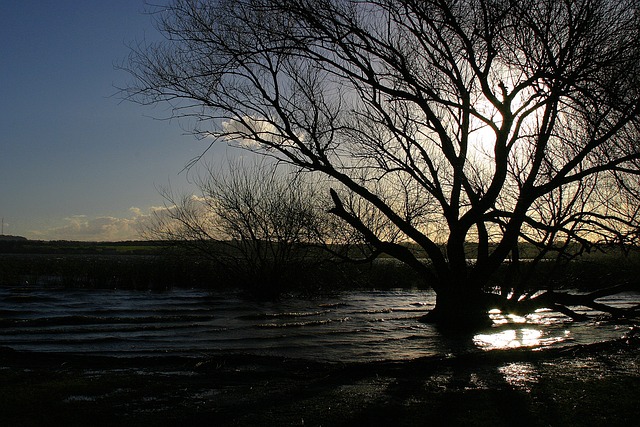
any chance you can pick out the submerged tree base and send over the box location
[418,291,494,331]
[418,310,493,331]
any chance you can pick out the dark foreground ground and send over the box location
[1,337,639,427]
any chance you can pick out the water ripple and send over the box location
[0,286,637,362]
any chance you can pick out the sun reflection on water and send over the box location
[474,310,570,350]
[473,309,571,392]
[487,308,559,326]
[473,328,569,349]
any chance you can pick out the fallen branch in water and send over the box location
[490,282,640,321]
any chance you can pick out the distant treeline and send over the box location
[0,235,27,242]
[2,238,638,260]
[0,240,169,256]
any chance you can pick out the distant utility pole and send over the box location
[1,217,3,235]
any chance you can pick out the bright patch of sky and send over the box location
[0,1,231,241]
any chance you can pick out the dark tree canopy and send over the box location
[124,0,640,327]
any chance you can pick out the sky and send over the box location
[0,1,232,241]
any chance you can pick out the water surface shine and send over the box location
[0,287,636,362]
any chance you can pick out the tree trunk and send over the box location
[419,286,493,330]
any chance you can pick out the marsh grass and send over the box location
[0,254,220,290]
[1,240,639,295]
[0,242,423,295]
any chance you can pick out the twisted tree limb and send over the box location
[491,282,639,321]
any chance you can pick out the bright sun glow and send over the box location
[468,121,497,160]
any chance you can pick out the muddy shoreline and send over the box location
[1,337,639,426]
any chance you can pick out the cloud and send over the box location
[221,116,300,148]
[29,207,166,241]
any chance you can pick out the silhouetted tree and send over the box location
[125,0,640,327]
[142,160,333,296]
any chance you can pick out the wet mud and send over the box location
[1,337,639,426]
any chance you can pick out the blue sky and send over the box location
[1,1,230,240]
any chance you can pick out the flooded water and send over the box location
[0,286,637,362]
